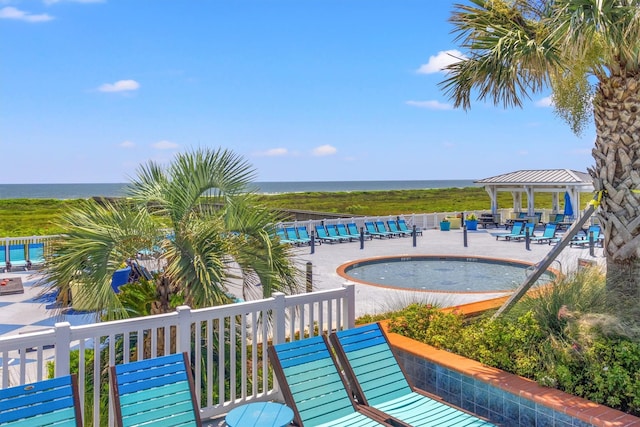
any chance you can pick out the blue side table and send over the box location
[225,402,293,427]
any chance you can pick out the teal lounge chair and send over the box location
[268,335,392,427]
[375,221,399,237]
[326,224,349,242]
[397,219,422,236]
[530,223,558,244]
[0,245,7,272]
[286,227,308,245]
[110,352,202,427]
[386,220,411,237]
[347,223,372,240]
[330,323,496,427]
[336,223,358,241]
[276,228,297,245]
[495,221,524,240]
[27,242,45,269]
[0,374,83,426]
[570,225,602,247]
[508,222,536,241]
[315,225,345,243]
[296,226,314,245]
[364,222,392,239]
[7,244,29,271]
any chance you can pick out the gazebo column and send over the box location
[485,186,498,214]
[552,193,560,213]
[525,186,535,215]
[512,191,522,213]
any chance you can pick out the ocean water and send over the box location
[0,180,478,199]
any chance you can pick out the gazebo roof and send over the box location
[475,169,592,186]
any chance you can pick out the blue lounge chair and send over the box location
[495,221,524,240]
[347,223,372,240]
[530,223,558,244]
[276,228,297,245]
[336,223,358,241]
[364,222,392,239]
[570,225,602,247]
[326,224,350,242]
[331,323,496,427]
[315,225,345,243]
[375,221,399,238]
[386,220,411,237]
[0,374,83,426]
[285,227,308,245]
[296,226,314,245]
[110,352,202,427]
[268,335,392,427]
[508,222,536,241]
[397,219,422,236]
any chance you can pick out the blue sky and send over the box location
[1,0,595,184]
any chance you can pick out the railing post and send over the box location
[525,228,531,251]
[305,262,313,292]
[176,305,192,354]
[589,231,595,256]
[360,227,364,249]
[54,322,72,378]
[412,225,417,247]
[343,283,355,329]
[463,225,468,247]
[273,292,286,345]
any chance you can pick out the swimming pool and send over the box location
[338,255,556,293]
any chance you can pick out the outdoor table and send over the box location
[225,401,293,427]
[0,277,23,295]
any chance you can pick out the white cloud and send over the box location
[535,96,554,107]
[405,100,453,111]
[417,50,466,74]
[44,0,105,4]
[152,140,179,150]
[119,140,135,148]
[312,145,337,156]
[0,6,53,22]
[255,148,288,157]
[98,79,140,93]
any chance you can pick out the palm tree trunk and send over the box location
[591,70,640,307]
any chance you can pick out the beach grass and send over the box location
[0,188,583,237]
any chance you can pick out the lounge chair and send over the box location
[315,225,345,243]
[27,242,45,269]
[495,221,524,240]
[507,222,535,241]
[276,228,297,245]
[110,352,202,427]
[267,335,393,427]
[330,323,496,427]
[326,224,349,242]
[375,221,399,238]
[530,223,558,244]
[296,226,314,245]
[386,220,411,237]
[0,374,83,426]
[347,223,372,240]
[570,225,602,247]
[397,219,422,236]
[505,212,527,230]
[7,244,29,271]
[0,245,7,272]
[286,227,308,245]
[364,222,393,239]
[547,213,565,226]
[336,223,358,241]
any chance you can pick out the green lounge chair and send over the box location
[397,219,422,236]
[268,335,392,427]
[0,375,83,426]
[330,323,496,427]
[110,353,202,427]
[364,222,392,239]
[530,223,558,244]
[315,225,344,243]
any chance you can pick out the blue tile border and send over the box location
[396,349,597,427]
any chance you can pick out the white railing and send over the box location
[0,285,355,425]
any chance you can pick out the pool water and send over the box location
[342,256,555,292]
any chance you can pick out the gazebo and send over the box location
[475,169,594,217]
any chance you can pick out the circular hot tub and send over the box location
[338,255,555,293]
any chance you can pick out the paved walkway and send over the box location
[0,226,605,338]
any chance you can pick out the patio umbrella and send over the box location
[563,191,574,217]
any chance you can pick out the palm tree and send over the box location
[40,148,302,320]
[440,0,640,306]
